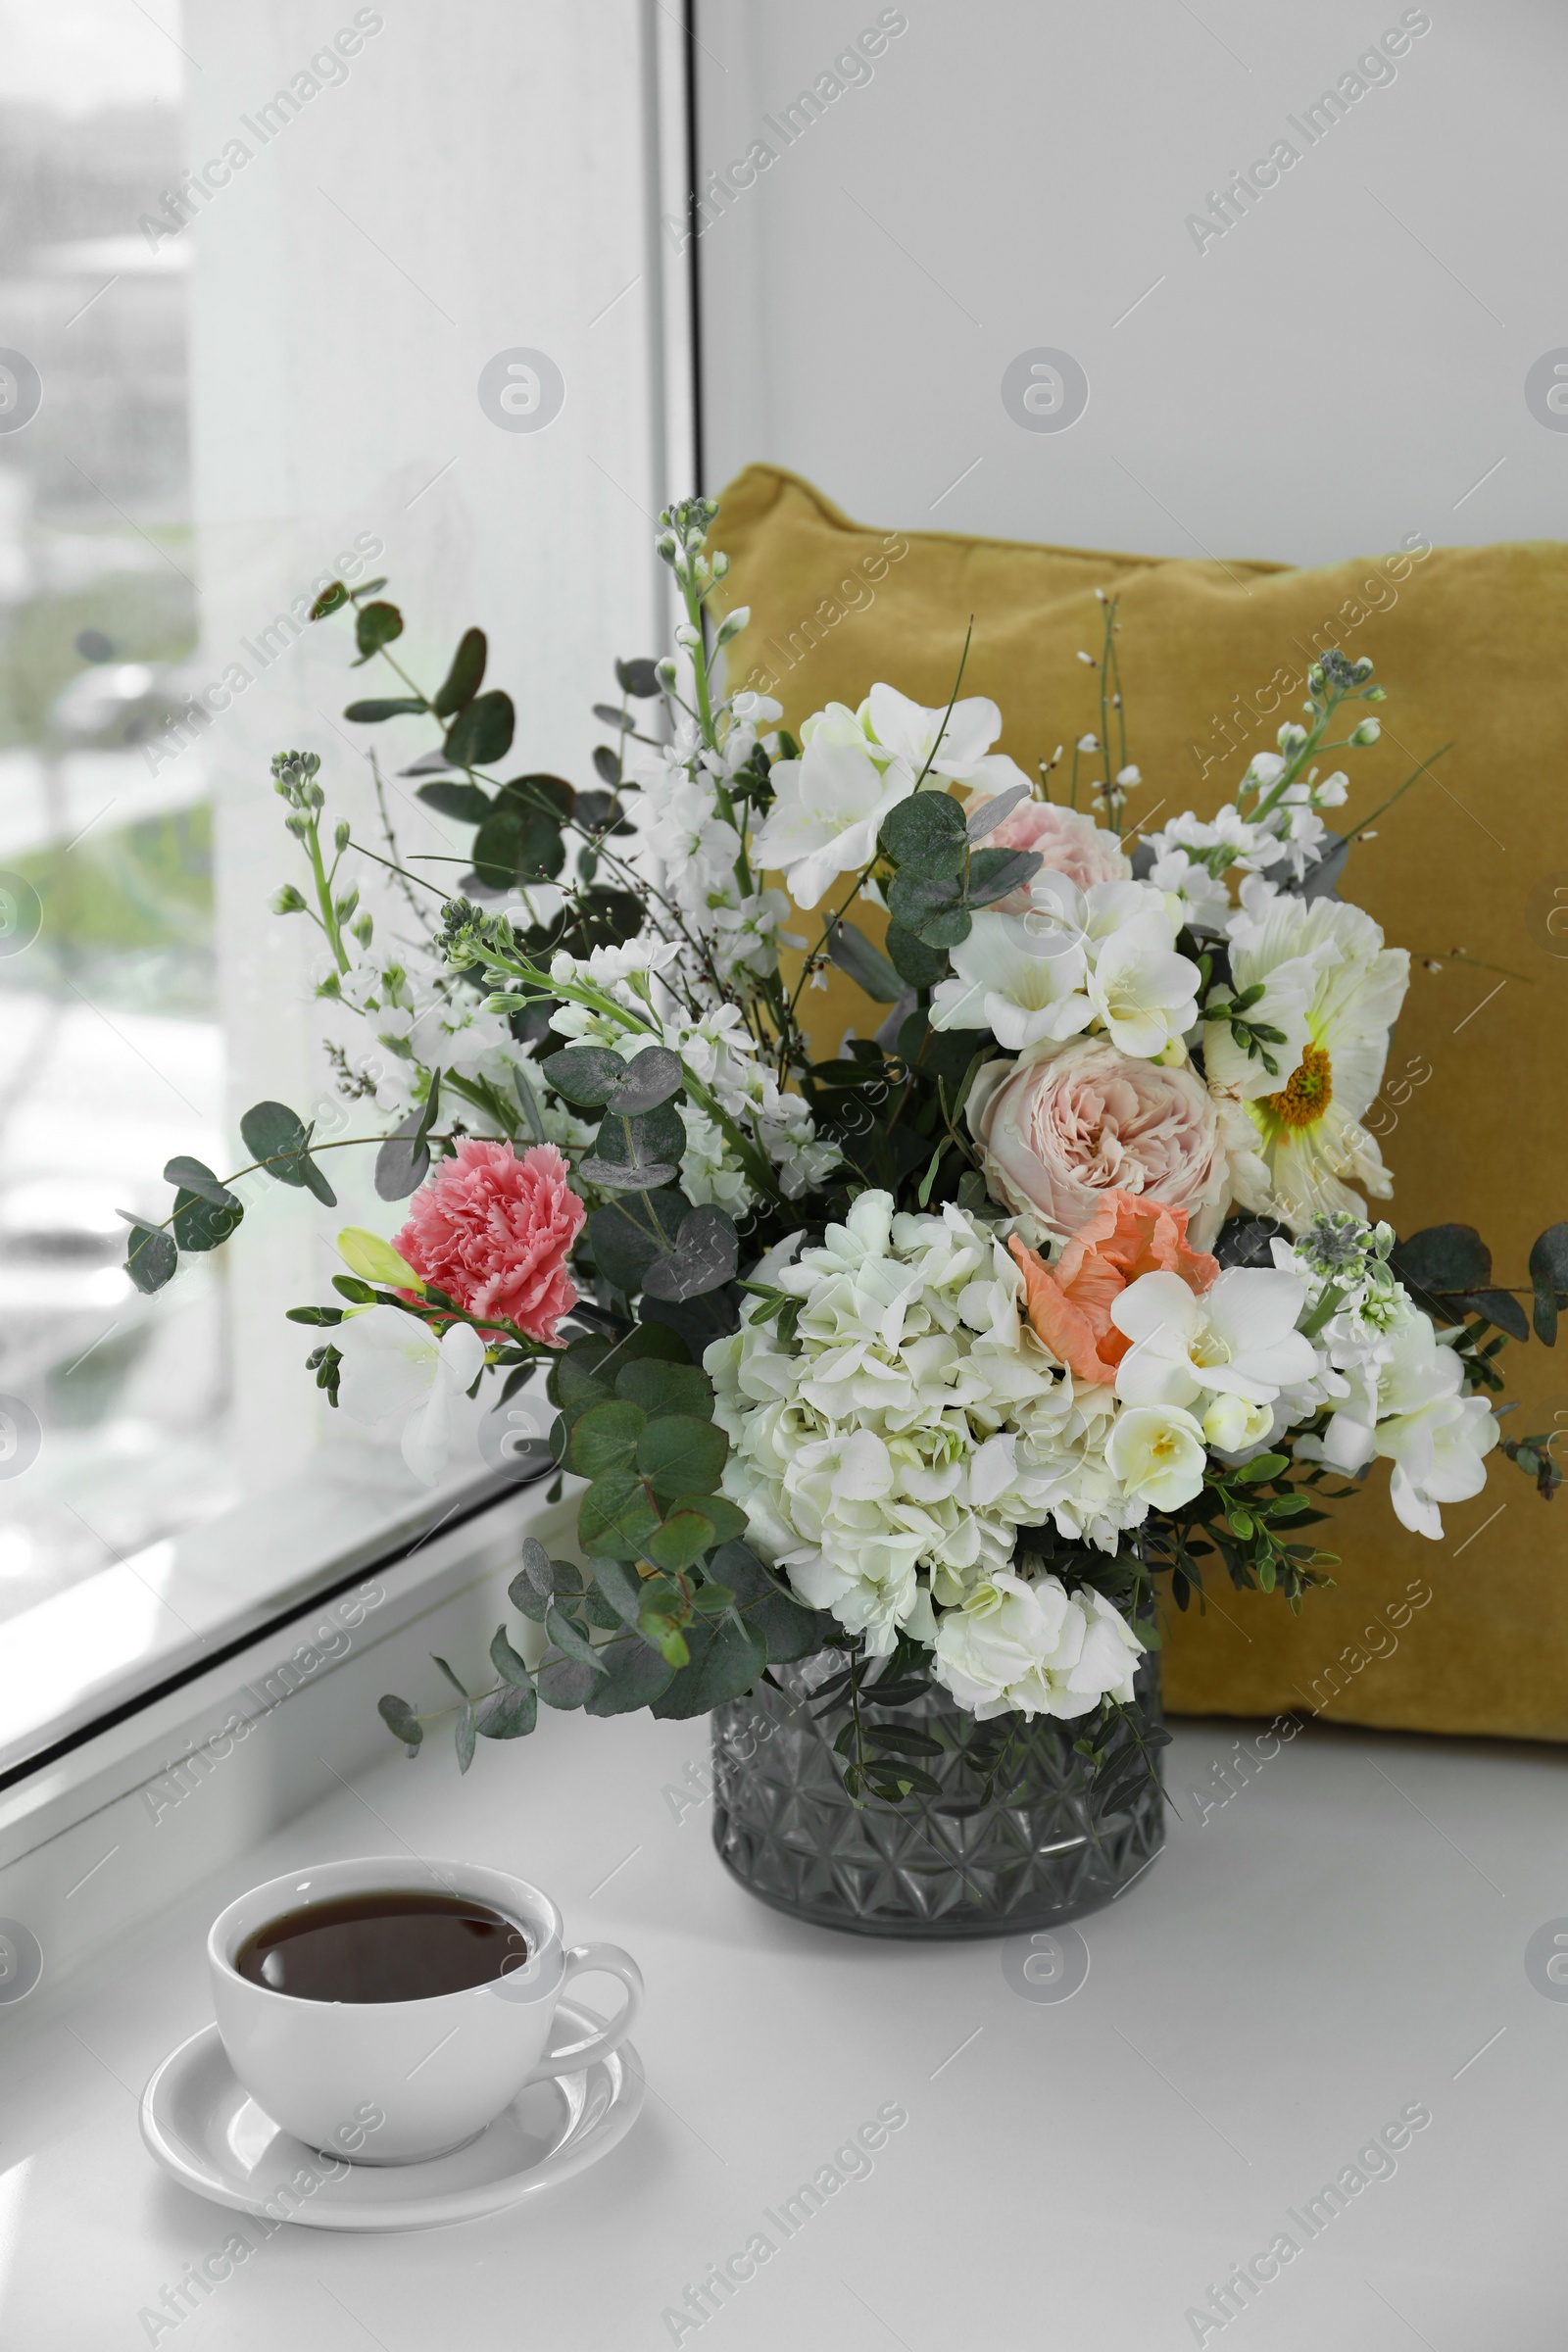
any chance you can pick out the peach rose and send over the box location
[973,797,1131,911]
[969,1038,1233,1248]
[1008,1191,1217,1384]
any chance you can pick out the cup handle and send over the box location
[525,1942,644,2082]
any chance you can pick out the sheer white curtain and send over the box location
[184,0,695,1486]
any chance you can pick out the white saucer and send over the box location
[139,2002,645,2231]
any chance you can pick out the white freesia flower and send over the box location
[1105,1402,1209,1509]
[333,1307,487,1486]
[929,910,1090,1050]
[1111,1267,1319,1410]
[932,875,1200,1062]
[1200,1393,1276,1452]
[1148,847,1233,935]
[865,683,1033,795]
[1086,913,1202,1057]
[752,735,919,910]
[932,1570,1143,1721]
[1312,1304,1497,1539]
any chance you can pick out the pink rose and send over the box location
[969,1040,1232,1249]
[973,798,1131,911]
[394,1140,585,1344]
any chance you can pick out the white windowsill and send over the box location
[0,1447,530,1783]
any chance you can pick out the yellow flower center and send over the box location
[1264,1042,1334,1131]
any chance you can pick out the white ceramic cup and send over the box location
[208,1856,643,2165]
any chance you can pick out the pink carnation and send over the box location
[974,798,1131,911]
[394,1140,585,1345]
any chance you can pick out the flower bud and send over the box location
[270,882,307,914]
[334,820,351,852]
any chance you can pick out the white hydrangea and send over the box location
[704,1192,1149,1711]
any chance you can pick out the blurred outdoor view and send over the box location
[0,0,235,1626]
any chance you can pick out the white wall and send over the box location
[693,0,1566,564]
[181,0,693,1475]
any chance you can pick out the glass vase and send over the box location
[710,1648,1164,1940]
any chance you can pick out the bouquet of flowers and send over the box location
[132,497,1566,1809]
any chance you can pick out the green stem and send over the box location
[143,1131,459,1234]
[304,816,350,973]
[1348,743,1451,838]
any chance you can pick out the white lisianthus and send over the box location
[1104,1402,1209,1509]
[932,1571,1144,1721]
[332,1307,487,1485]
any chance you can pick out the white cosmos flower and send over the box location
[928,910,1091,1050]
[1201,947,1321,1104]
[752,735,920,909]
[1218,882,1410,1233]
[1105,1402,1208,1509]
[1111,1267,1319,1409]
[931,1570,1143,1721]
[333,1306,487,1485]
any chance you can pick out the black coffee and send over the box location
[235,1890,529,2002]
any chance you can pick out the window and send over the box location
[0,0,693,1773]
[0,2,231,1629]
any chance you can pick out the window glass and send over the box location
[0,2,235,1625]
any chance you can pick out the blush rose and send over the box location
[971,797,1131,911]
[969,1038,1233,1249]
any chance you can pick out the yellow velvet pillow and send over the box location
[711,463,1568,1742]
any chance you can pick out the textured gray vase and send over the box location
[710,1649,1164,1939]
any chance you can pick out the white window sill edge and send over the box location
[0,1447,545,1784]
